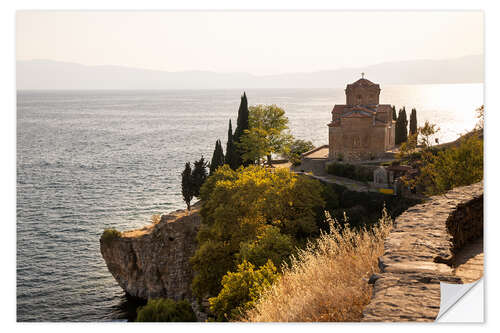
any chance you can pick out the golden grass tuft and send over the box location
[243,209,392,322]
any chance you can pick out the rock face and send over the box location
[100,203,201,301]
[362,182,483,322]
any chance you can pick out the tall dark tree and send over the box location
[209,139,225,175]
[409,108,418,136]
[395,107,408,145]
[392,105,397,121]
[181,162,194,210]
[224,119,237,170]
[192,156,208,198]
[232,92,250,168]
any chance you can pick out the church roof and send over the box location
[346,78,380,89]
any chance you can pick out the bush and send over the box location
[418,136,483,195]
[238,225,295,268]
[284,139,315,166]
[243,209,392,322]
[101,229,121,244]
[326,162,374,182]
[209,260,279,321]
[136,298,196,322]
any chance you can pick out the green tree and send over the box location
[284,139,315,166]
[395,107,408,144]
[190,165,324,298]
[224,119,238,170]
[392,105,397,121]
[181,162,194,210]
[136,298,196,322]
[233,92,250,168]
[209,139,225,175]
[239,104,293,165]
[208,260,279,321]
[409,108,418,135]
[418,136,483,195]
[191,156,208,198]
[238,225,295,268]
[418,121,440,149]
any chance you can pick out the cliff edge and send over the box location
[100,202,201,301]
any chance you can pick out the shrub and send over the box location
[418,136,483,195]
[209,260,279,321]
[284,139,315,166]
[136,298,196,322]
[243,208,392,322]
[326,162,374,182]
[238,225,295,268]
[101,229,121,244]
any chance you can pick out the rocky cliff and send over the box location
[100,203,201,302]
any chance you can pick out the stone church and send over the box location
[328,76,395,161]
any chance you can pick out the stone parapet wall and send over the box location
[362,182,483,322]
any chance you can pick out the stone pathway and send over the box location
[362,182,483,322]
[453,238,484,283]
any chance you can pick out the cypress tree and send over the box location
[192,156,208,198]
[181,162,194,210]
[392,105,397,121]
[232,92,250,168]
[224,119,237,169]
[395,107,408,145]
[209,139,225,175]
[409,108,418,135]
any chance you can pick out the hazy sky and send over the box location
[16,11,483,75]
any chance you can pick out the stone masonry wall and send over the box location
[362,182,483,322]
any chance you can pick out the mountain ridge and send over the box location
[17,55,483,90]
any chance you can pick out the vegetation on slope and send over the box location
[243,209,392,322]
[190,165,325,301]
[136,298,196,322]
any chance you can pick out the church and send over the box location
[328,75,395,161]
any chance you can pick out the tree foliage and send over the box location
[190,165,325,299]
[136,298,196,322]
[233,92,250,168]
[418,121,440,148]
[238,225,295,268]
[395,107,408,145]
[191,156,208,198]
[181,162,194,210]
[392,105,397,121]
[409,108,418,135]
[208,260,279,322]
[209,139,225,175]
[238,104,293,164]
[418,136,483,195]
[225,119,238,170]
[284,139,315,166]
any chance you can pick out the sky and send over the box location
[16,11,483,75]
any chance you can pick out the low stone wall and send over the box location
[362,182,483,322]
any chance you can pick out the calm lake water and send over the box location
[16,84,483,321]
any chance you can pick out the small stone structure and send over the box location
[328,76,395,161]
[373,167,391,187]
[362,182,483,322]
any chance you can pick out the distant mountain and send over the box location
[16,55,483,90]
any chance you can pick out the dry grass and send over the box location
[243,209,392,322]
